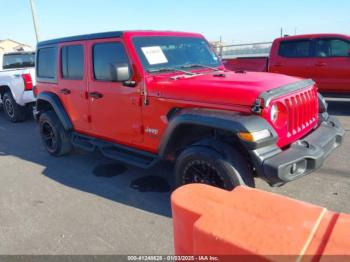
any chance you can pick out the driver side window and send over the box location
[93,42,131,82]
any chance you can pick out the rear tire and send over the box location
[2,92,27,122]
[175,144,255,190]
[39,111,72,156]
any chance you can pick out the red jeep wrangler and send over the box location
[34,31,344,189]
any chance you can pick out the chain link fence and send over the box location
[216,42,272,58]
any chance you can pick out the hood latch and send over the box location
[251,98,264,114]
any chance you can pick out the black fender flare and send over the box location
[36,92,73,131]
[158,108,277,158]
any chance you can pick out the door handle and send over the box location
[274,63,283,67]
[316,62,327,67]
[89,92,103,99]
[59,88,71,95]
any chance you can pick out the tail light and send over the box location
[22,73,33,91]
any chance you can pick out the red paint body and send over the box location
[223,57,268,72]
[223,34,350,94]
[37,31,319,153]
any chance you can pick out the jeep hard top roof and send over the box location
[37,31,124,47]
[37,30,204,47]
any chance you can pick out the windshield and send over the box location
[132,36,221,73]
[2,53,35,70]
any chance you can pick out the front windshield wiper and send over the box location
[180,64,220,71]
[147,67,195,75]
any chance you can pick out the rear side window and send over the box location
[61,45,84,80]
[37,47,57,81]
[93,42,130,81]
[3,53,35,69]
[278,40,311,58]
[315,39,350,57]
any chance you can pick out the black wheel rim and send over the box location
[41,122,57,151]
[183,160,226,188]
[4,99,14,118]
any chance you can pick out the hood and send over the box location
[146,71,302,108]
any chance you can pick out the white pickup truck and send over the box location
[0,51,36,122]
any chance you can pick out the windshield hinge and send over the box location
[142,80,149,106]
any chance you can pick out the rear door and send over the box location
[86,38,143,145]
[58,42,90,131]
[269,39,313,78]
[312,38,350,93]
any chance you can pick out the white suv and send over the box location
[0,51,36,122]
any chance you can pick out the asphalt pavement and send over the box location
[0,97,349,254]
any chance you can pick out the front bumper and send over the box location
[253,116,345,186]
[33,105,39,121]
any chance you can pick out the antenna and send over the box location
[29,0,40,42]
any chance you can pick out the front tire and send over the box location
[39,111,72,156]
[2,92,27,122]
[175,145,255,190]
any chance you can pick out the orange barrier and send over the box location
[171,184,350,260]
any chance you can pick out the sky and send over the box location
[0,0,349,47]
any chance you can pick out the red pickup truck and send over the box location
[223,34,350,94]
[33,31,344,190]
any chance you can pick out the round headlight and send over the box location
[269,102,288,129]
[270,104,279,123]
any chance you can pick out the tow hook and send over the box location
[298,140,310,149]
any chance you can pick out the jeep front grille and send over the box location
[284,88,318,137]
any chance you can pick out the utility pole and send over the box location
[280,28,283,37]
[218,36,223,57]
[29,0,40,42]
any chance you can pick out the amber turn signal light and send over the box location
[238,129,271,142]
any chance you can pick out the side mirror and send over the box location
[348,48,350,57]
[111,63,131,82]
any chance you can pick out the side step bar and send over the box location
[71,132,159,169]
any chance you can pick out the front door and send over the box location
[87,38,143,146]
[312,38,350,93]
[269,39,313,79]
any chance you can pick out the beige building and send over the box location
[0,39,34,53]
